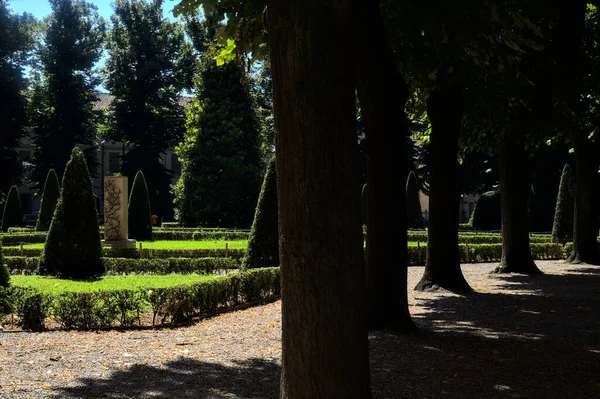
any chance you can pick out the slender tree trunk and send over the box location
[415,85,472,293]
[495,139,541,274]
[568,130,600,264]
[356,0,415,332]
[268,1,371,397]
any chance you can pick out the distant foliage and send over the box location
[41,148,104,279]
[551,164,575,244]
[35,169,61,231]
[471,190,501,230]
[2,185,22,232]
[128,171,153,241]
[242,157,279,270]
[0,243,9,288]
[406,171,424,228]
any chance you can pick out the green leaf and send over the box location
[569,148,575,154]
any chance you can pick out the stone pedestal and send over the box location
[103,176,136,248]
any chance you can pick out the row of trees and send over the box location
[172,0,600,397]
[1,0,269,225]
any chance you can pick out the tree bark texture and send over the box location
[568,131,600,264]
[495,139,541,274]
[355,0,415,332]
[268,1,372,398]
[551,0,600,263]
[415,85,472,293]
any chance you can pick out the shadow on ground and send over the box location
[53,357,281,399]
[53,264,600,398]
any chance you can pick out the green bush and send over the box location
[41,147,104,278]
[551,164,575,244]
[35,169,61,231]
[14,287,51,331]
[406,171,424,228]
[242,156,279,270]
[471,191,501,230]
[5,267,280,330]
[8,227,34,233]
[0,244,12,318]
[129,170,153,241]
[5,256,238,276]
[0,232,48,244]
[2,185,22,232]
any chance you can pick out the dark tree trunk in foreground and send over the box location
[415,85,472,293]
[495,139,541,274]
[268,1,371,397]
[356,0,415,332]
[568,131,600,264]
[551,0,600,263]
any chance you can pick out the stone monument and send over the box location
[103,176,136,248]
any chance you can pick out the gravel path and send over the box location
[1,260,599,398]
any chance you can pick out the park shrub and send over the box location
[471,190,501,230]
[406,242,568,265]
[41,147,104,278]
[0,232,48,245]
[14,287,51,331]
[551,164,575,244]
[0,243,9,288]
[0,244,13,318]
[2,185,23,232]
[150,230,249,241]
[242,156,279,270]
[406,171,424,228]
[5,267,280,330]
[7,227,34,233]
[128,171,153,241]
[35,169,61,231]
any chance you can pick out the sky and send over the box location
[8,0,180,21]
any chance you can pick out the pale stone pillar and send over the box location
[103,176,130,242]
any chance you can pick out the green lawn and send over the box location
[9,240,248,250]
[11,274,219,293]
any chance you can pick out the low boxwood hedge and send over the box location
[3,247,246,260]
[3,267,280,330]
[5,256,240,275]
[406,231,553,244]
[407,242,568,265]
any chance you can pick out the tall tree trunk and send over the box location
[495,139,541,274]
[268,1,371,398]
[356,0,415,332]
[415,85,472,293]
[550,0,599,263]
[568,130,600,264]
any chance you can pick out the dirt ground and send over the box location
[1,260,599,398]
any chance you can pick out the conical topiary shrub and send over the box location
[361,183,368,226]
[128,170,152,241]
[551,164,575,244]
[241,156,279,270]
[471,190,501,230]
[35,169,61,231]
[2,185,22,232]
[41,147,104,279]
[406,171,424,229]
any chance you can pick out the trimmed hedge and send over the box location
[41,147,104,278]
[242,156,279,270]
[471,191,501,230]
[4,267,280,330]
[0,232,48,245]
[7,227,34,233]
[128,171,153,241]
[2,246,246,259]
[406,231,553,244]
[35,169,61,231]
[407,242,568,265]
[552,164,575,244]
[2,185,23,232]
